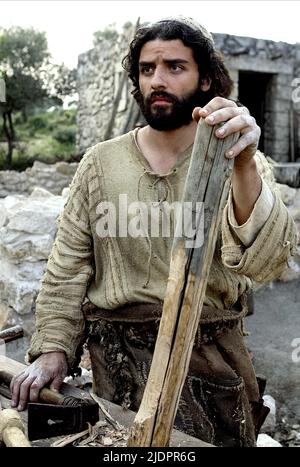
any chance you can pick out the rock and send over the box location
[279,248,300,282]
[0,170,28,198]
[0,200,8,228]
[0,161,77,198]
[29,187,56,199]
[61,187,70,199]
[276,183,297,205]
[273,163,300,188]
[275,182,300,282]
[0,302,14,330]
[0,191,65,315]
[2,280,40,316]
[262,395,276,432]
[257,434,282,447]
[295,221,300,244]
[55,161,77,176]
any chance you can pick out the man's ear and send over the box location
[200,77,211,92]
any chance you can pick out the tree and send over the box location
[93,24,118,46]
[46,63,77,102]
[0,27,50,167]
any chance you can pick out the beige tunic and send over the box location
[27,129,298,368]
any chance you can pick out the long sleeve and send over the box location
[221,165,298,284]
[227,178,275,247]
[27,152,95,370]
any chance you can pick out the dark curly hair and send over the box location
[122,19,233,106]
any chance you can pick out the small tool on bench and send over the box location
[0,370,99,441]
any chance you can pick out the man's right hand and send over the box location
[10,351,68,411]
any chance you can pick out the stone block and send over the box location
[273,163,300,187]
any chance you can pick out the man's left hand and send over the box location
[192,97,261,167]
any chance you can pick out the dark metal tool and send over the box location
[27,401,99,440]
[0,370,99,441]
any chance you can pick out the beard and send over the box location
[138,86,210,131]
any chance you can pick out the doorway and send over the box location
[238,71,273,153]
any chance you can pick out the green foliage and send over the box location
[123,21,133,30]
[0,26,51,166]
[0,26,50,113]
[0,26,77,167]
[28,115,48,132]
[53,126,76,145]
[0,26,49,69]
[0,108,78,171]
[46,64,77,101]
[93,24,118,45]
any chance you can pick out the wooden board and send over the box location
[128,120,239,447]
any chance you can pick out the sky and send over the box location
[1,0,300,68]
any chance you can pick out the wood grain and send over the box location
[128,119,239,446]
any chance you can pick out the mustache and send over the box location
[147,91,178,104]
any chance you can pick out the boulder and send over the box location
[0,189,65,315]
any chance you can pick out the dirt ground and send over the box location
[246,279,300,446]
[246,279,300,421]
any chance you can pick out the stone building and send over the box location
[76,24,300,164]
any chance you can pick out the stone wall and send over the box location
[76,24,141,154]
[0,160,78,198]
[77,28,300,164]
[0,187,68,337]
[214,34,299,163]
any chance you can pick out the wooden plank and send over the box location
[128,120,239,447]
[0,355,25,374]
[0,325,23,343]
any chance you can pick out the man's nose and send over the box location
[151,68,167,90]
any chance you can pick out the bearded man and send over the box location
[11,17,297,447]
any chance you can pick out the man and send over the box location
[11,17,297,447]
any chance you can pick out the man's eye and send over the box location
[140,66,153,75]
[170,64,182,72]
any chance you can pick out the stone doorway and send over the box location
[238,71,274,153]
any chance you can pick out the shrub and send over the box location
[53,126,76,145]
[28,115,48,133]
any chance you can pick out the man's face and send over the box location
[138,39,210,131]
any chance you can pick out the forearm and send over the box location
[28,229,94,370]
[231,158,262,225]
[27,152,94,370]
